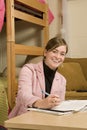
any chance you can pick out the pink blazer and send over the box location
[9,61,66,118]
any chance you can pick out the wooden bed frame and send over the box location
[6,0,49,109]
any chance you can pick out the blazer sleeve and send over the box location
[17,64,41,108]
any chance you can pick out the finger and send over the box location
[51,98,60,105]
[50,94,60,98]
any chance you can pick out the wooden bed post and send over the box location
[6,0,16,109]
[43,4,49,46]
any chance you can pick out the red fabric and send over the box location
[0,125,7,130]
[0,0,5,32]
[37,0,54,24]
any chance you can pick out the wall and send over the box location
[62,0,87,58]
[47,0,60,39]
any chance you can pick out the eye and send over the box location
[52,50,58,54]
[60,53,66,56]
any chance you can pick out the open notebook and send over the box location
[51,100,87,112]
[27,100,87,115]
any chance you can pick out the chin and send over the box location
[51,66,58,70]
[53,64,60,69]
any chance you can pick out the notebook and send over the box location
[51,100,87,112]
[27,100,87,115]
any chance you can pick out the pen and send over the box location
[41,90,50,96]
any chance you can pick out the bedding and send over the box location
[0,75,18,125]
[0,0,5,32]
[1,67,20,98]
[0,78,8,125]
[14,0,54,24]
[0,77,7,90]
[37,0,54,24]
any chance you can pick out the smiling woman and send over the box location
[9,36,68,119]
[44,37,68,70]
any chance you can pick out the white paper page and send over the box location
[52,100,87,112]
[27,108,72,115]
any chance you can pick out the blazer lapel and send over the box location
[35,61,45,93]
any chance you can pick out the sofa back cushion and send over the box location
[28,56,43,64]
[65,58,87,80]
[58,62,87,91]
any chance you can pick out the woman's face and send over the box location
[44,45,66,70]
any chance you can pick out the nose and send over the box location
[55,53,61,58]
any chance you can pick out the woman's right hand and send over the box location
[33,94,61,109]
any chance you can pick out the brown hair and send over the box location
[45,36,68,53]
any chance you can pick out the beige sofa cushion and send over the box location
[58,62,87,91]
[28,56,43,63]
[2,67,21,77]
[66,91,87,100]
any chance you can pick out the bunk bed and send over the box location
[6,0,49,109]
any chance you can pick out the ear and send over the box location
[43,49,47,57]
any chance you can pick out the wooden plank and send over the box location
[15,44,44,55]
[6,0,15,41]
[7,42,12,108]
[16,0,47,12]
[14,10,46,26]
[10,44,17,107]
[42,4,49,45]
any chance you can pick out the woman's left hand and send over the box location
[33,94,61,109]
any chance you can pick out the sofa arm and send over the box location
[66,91,87,100]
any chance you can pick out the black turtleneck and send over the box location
[43,61,57,97]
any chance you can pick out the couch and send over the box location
[28,56,87,100]
[58,58,87,100]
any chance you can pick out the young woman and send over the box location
[9,36,68,118]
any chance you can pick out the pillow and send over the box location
[2,67,21,77]
[58,62,87,91]
[28,56,43,64]
[16,55,27,67]
[0,80,4,87]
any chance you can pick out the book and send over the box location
[27,108,72,115]
[51,100,87,112]
[27,100,87,115]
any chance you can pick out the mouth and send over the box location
[52,59,61,64]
